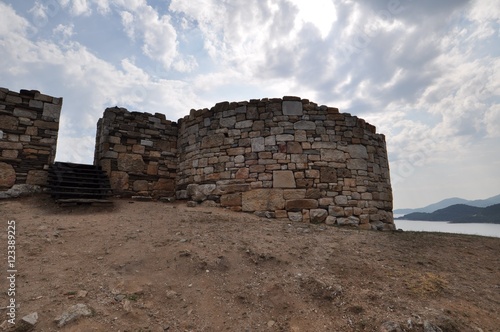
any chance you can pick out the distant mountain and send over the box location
[397,203,500,224]
[394,194,500,215]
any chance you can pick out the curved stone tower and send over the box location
[175,97,394,230]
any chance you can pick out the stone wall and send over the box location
[94,107,178,198]
[176,97,393,230]
[0,88,62,190]
[95,97,394,230]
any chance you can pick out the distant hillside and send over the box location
[397,203,500,224]
[394,194,500,215]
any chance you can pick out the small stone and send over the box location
[325,216,337,225]
[310,209,328,223]
[288,211,302,222]
[337,216,360,226]
[166,290,177,299]
[201,200,218,207]
[122,299,133,313]
[267,320,276,327]
[423,321,443,332]
[114,294,126,302]
[0,162,16,189]
[77,290,88,298]
[54,303,93,327]
[14,312,38,332]
[187,201,197,207]
[380,321,403,332]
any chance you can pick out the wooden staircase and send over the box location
[48,162,113,204]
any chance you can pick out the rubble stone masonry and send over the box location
[0,88,61,189]
[94,107,178,198]
[96,97,394,230]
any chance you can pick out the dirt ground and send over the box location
[0,195,499,332]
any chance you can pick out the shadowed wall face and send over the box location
[96,97,393,230]
[0,88,62,190]
[94,107,178,198]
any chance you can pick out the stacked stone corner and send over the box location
[93,107,178,198]
[0,87,61,191]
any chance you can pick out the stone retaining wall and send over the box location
[94,107,178,198]
[176,97,393,230]
[0,88,61,190]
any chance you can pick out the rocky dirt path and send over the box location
[0,195,499,331]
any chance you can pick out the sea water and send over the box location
[395,219,500,238]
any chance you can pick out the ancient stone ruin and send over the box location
[94,97,394,230]
[0,88,61,194]
[1,86,393,229]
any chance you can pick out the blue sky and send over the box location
[1,0,499,209]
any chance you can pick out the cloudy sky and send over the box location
[1,0,499,209]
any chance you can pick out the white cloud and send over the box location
[0,3,30,35]
[484,104,500,138]
[53,23,75,39]
[115,3,181,70]
[71,0,92,16]
[289,0,337,38]
[120,10,135,38]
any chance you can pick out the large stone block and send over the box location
[310,209,328,223]
[334,195,348,205]
[34,120,59,130]
[13,108,37,119]
[154,178,175,191]
[220,116,236,128]
[235,167,250,179]
[294,121,316,130]
[320,167,337,183]
[220,193,242,206]
[282,101,303,115]
[251,137,265,152]
[337,216,360,226]
[117,153,145,173]
[347,145,368,159]
[42,103,62,120]
[0,162,16,189]
[201,133,225,148]
[287,141,303,154]
[242,189,284,211]
[347,158,368,170]
[26,170,48,186]
[235,120,253,128]
[0,141,22,150]
[187,183,217,201]
[133,180,149,192]
[321,149,345,162]
[0,115,18,130]
[110,171,129,191]
[283,189,306,200]
[2,150,18,158]
[273,170,296,188]
[285,199,318,210]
